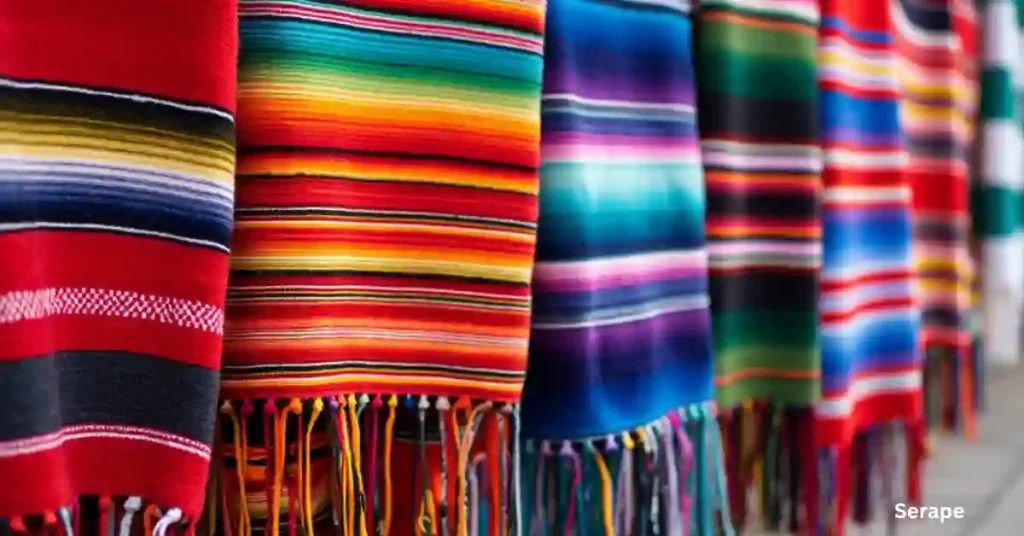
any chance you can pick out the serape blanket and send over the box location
[815,0,925,532]
[977,0,1024,367]
[692,0,823,529]
[893,0,980,437]
[519,0,732,534]
[0,0,237,528]
[223,0,546,535]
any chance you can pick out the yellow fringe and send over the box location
[347,395,369,536]
[222,404,250,536]
[339,397,355,536]
[383,395,398,536]
[306,399,324,535]
[593,449,615,536]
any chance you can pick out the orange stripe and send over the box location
[716,367,821,386]
[702,10,817,35]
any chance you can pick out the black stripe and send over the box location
[707,189,820,221]
[223,361,525,379]
[710,271,818,312]
[696,94,817,141]
[0,351,219,444]
[0,81,234,143]
[237,145,538,173]
[229,269,532,288]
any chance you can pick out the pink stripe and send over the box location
[542,144,701,161]
[533,251,706,293]
[707,242,820,257]
[241,2,542,52]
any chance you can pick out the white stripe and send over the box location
[816,370,922,417]
[532,294,709,330]
[984,1,1019,68]
[822,149,907,169]
[820,280,915,314]
[700,0,819,23]
[0,222,229,253]
[822,186,910,203]
[982,120,1024,189]
[542,93,695,114]
[0,424,210,459]
[0,78,234,123]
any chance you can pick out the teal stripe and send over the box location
[980,68,1015,119]
[978,185,1024,237]
[240,19,542,81]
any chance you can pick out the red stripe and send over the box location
[224,344,526,370]
[232,227,536,255]
[0,0,238,112]
[235,177,538,222]
[227,302,529,329]
[0,231,229,299]
[0,231,227,368]
[0,432,209,519]
[816,390,922,446]
[227,273,530,297]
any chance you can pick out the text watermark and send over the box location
[894,503,965,523]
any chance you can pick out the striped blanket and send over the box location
[696,0,822,410]
[816,0,925,530]
[692,0,822,529]
[893,0,979,435]
[0,0,236,523]
[977,0,1024,367]
[519,0,730,533]
[225,0,546,534]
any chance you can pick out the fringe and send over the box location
[923,341,979,440]
[717,404,820,535]
[520,401,733,536]
[212,396,524,536]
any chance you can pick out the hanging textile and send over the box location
[520,0,731,534]
[692,0,822,529]
[224,0,547,534]
[893,0,980,436]
[0,0,237,526]
[816,0,925,532]
[976,0,1024,367]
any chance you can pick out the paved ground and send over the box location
[752,363,1024,536]
[894,362,1024,536]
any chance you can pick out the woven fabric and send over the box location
[225,0,546,402]
[816,0,922,444]
[977,0,1024,365]
[0,0,237,520]
[224,1,546,535]
[894,0,977,360]
[520,0,713,441]
[694,0,823,408]
[518,2,733,532]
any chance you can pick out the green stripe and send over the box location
[977,184,1024,237]
[980,68,1016,119]
[696,52,817,100]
